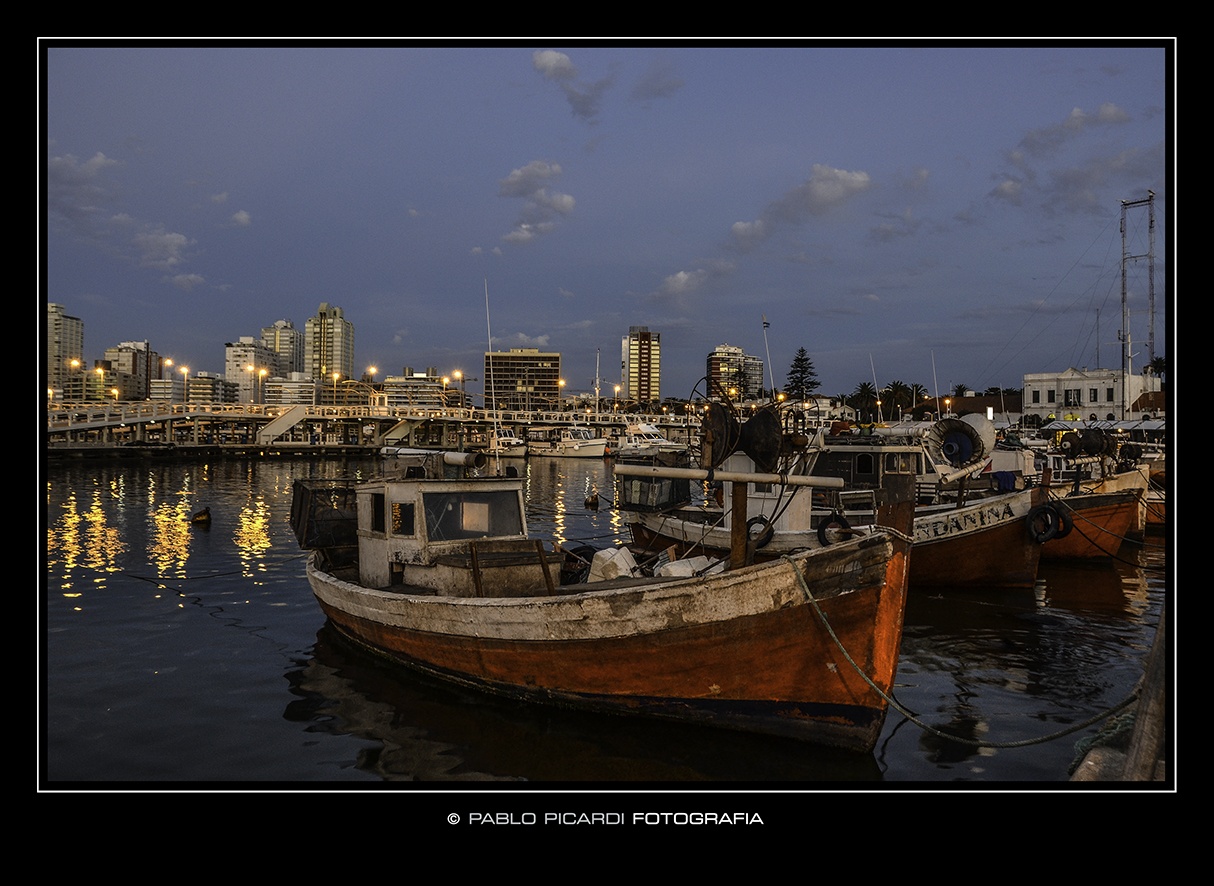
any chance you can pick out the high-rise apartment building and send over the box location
[484,348,563,411]
[103,340,159,400]
[261,319,304,378]
[706,343,764,400]
[621,326,661,404]
[304,303,355,398]
[224,336,278,403]
[46,302,84,396]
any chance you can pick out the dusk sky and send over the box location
[43,41,1173,402]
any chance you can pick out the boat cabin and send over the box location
[291,451,563,598]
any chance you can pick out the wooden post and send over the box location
[730,480,748,569]
[1122,604,1167,780]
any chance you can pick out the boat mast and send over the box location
[485,279,502,472]
[594,348,601,415]
[1119,191,1156,418]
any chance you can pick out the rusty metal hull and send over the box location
[308,527,913,753]
[1042,489,1144,559]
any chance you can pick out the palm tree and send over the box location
[882,379,912,420]
[851,381,879,422]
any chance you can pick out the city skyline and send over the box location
[44,42,1173,399]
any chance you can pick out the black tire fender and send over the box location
[746,515,775,550]
[1026,504,1059,543]
[1048,501,1073,539]
[817,510,852,547]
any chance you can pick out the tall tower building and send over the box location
[621,326,661,404]
[261,319,304,378]
[304,303,355,395]
[47,303,84,396]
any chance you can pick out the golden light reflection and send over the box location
[233,498,272,577]
[46,484,127,597]
[149,501,192,577]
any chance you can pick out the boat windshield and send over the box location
[422,489,525,540]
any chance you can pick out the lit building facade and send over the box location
[1021,367,1164,423]
[621,326,661,404]
[706,343,764,400]
[484,348,563,411]
[304,303,355,399]
[224,336,277,403]
[261,319,304,378]
[46,302,85,398]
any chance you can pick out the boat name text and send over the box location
[916,501,1018,543]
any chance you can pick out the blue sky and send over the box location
[43,41,1173,402]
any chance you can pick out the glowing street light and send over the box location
[180,366,190,404]
[614,384,621,413]
[333,371,340,405]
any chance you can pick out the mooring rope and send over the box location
[782,554,1142,750]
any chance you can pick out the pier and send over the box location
[45,400,700,460]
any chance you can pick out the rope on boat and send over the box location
[782,555,1143,751]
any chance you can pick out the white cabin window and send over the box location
[422,490,524,540]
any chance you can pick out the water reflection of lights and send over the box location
[46,484,128,599]
[149,501,192,577]
[234,498,273,577]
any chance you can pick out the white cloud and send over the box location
[532,50,577,82]
[532,49,612,121]
[499,161,575,245]
[168,273,205,291]
[230,210,251,226]
[133,227,192,270]
[730,164,872,251]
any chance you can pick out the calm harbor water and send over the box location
[42,454,1169,790]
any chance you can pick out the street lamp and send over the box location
[333,372,340,405]
[246,363,256,403]
[614,384,621,413]
[258,368,267,404]
[111,387,120,402]
[558,378,565,409]
[180,366,190,404]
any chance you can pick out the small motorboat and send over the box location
[191,506,212,526]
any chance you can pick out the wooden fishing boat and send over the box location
[1039,488,1145,559]
[290,448,915,753]
[624,409,1049,589]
